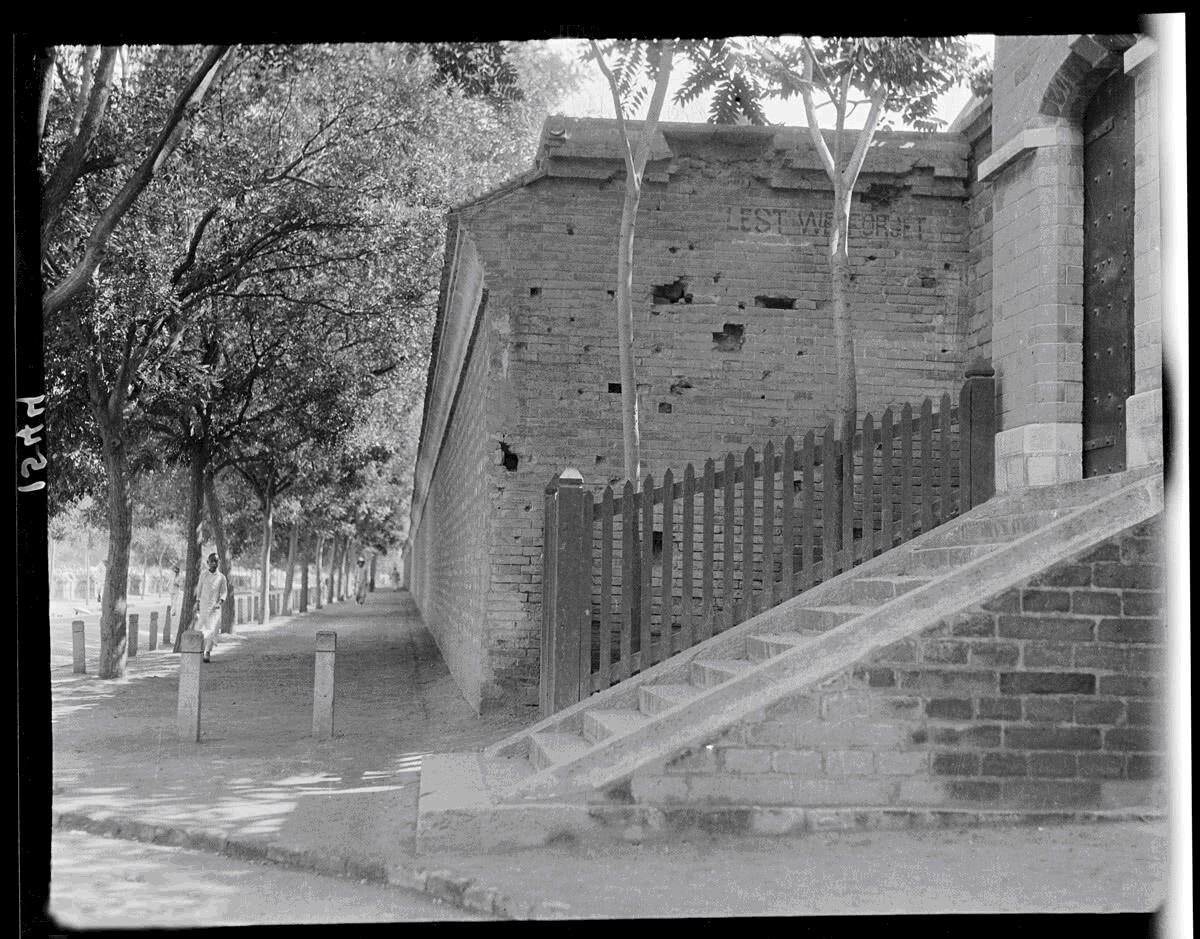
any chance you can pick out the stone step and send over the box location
[689,657,756,689]
[931,512,1060,546]
[850,575,931,605]
[746,632,812,662]
[530,731,593,771]
[638,683,702,717]
[792,606,864,631]
[899,543,1003,575]
[582,707,651,745]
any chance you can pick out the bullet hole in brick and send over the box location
[921,275,937,288]
[607,289,615,298]
[529,287,541,296]
[567,226,574,235]
[669,378,693,394]
[668,246,678,254]
[583,345,592,352]
[713,273,721,283]
[712,324,745,352]
[754,296,797,309]
[737,301,746,310]
[688,243,695,250]
[525,504,531,512]
[652,344,664,353]
[608,383,622,393]
[849,273,858,282]
[577,388,584,394]
[941,349,948,354]
[796,349,806,356]
[652,278,690,304]
[652,531,663,558]
[761,370,771,380]
[866,255,877,262]
[595,455,605,464]
[794,479,804,493]
[500,442,519,472]
[943,262,952,270]
[658,402,672,413]
[569,316,575,322]
[760,394,766,399]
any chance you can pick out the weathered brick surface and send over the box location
[416,123,976,709]
[632,514,1165,812]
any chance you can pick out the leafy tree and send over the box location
[586,38,770,482]
[38,45,235,677]
[751,36,978,425]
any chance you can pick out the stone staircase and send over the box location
[417,466,1163,850]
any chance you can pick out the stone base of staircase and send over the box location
[418,467,1166,853]
[417,749,1164,852]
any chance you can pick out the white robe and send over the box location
[197,568,227,653]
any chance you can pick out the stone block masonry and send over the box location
[632,514,1166,812]
[424,121,977,711]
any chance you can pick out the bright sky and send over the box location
[549,36,995,130]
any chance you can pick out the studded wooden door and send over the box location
[1082,69,1135,478]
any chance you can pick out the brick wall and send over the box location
[410,301,495,712]
[963,108,994,364]
[455,128,976,708]
[632,513,1166,811]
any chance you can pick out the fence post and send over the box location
[963,357,996,509]
[72,620,86,674]
[149,612,158,651]
[128,613,139,657]
[540,468,588,718]
[163,606,173,645]
[177,630,203,742]
[313,631,336,739]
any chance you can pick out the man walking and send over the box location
[195,553,227,663]
[354,556,369,606]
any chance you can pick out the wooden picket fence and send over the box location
[541,364,996,717]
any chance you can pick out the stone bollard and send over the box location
[72,620,86,674]
[236,596,245,625]
[128,613,139,657]
[312,631,336,739]
[177,630,204,742]
[163,606,173,645]
[149,612,158,651]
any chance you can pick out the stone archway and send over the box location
[1038,34,1140,121]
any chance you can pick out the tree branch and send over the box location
[40,46,119,259]
[842,87,887,190]
[43,44,233,321]
[799,49,838,183]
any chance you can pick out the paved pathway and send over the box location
[49,590,1171,923]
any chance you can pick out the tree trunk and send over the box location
[205,470,235,634]
[140,548,147,598]
[174,436,207,651]
[282,522,298,614]
[96,414,133,679]
[829,184,858,428]
[258,488,274,624]
[299,545,310,613]
[340,537,352,601]
[332,538,342,602]
[314,532,326,610]
[615,179,644,483]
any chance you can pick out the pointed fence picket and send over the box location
[540,365,996,717]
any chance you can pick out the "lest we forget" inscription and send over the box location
[725,206,926,240]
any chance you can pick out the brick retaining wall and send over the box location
[631,513,1166,811]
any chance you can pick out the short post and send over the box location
[163,606,173,645]
[148,611,158,651]
[128,613,139,657]
[962,357,996,510]
[71,620,86,674]
[177,630,203,742]
[312,631,336,739]
[540,468,588,718]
